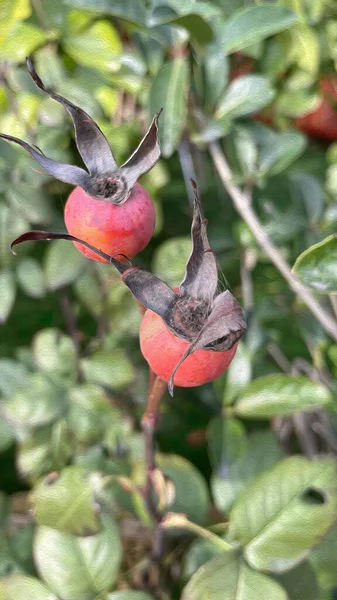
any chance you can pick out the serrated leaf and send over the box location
[222,6,298,54]
[234,374,331,418]
[45,241,87,290]
[182,553,288,600]
[0,271,16,323]
[149,58,189,157]
[30,466,100,536]
[16,258,46,298]
[229,456,337,572]
[216,75,275,119]
[211,431,283,514]
[81,350,134,390]
[0,575,58,600]
[292,235,337,294]
[34,515,122,600]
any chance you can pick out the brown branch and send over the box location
[209,142,337,342]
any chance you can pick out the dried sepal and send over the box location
[26,57,117,176]
[180,180,218,302]
[167,290,246,395]
[0,58,162,205]
[0,133,90,188]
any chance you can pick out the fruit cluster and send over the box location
[2,59,246,394]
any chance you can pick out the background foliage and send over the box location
[1,0,337,598]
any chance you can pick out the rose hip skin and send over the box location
[64,183,156,263]
[140,308,238,388]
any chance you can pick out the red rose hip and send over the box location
[140,308,238,387]
[64,183,155,263]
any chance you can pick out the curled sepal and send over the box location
[10,230,178,321]
[168,290,246,396]
[0,133,90,188]
[121,109,162,192]
[26,57,117,176]
[180,181,218,302]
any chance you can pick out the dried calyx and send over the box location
[0,58,161,205]
[11,182,246,395]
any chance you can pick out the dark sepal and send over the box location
[180,180,218,302]
[26,57,117,177]
[10,230,178,322]
[168,290,246,396]
[121,109,162,192]
[0,133,90,188]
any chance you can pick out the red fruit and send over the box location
[64,183,156,263]
[295,78,337,141]
[140,308,238,388]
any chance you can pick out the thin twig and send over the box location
[209,142,337,342]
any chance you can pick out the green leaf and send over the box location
[222,6,298,54]
[0,0,31,41]
[64,20,122,72]
[207,417,247,472]
[183,539,224,580]
[149,10,213,45]
[257,132,307,178]
[3,374,65,429]
[34,515,122,600]
[149,58,189,157]
[156,454,210,524]
[33,329,76,378]
[81,350,134,390]
[67,384,121,444]
[0,359,29,399]
[63,0,146,27]
[0,576,58,600]
[16,258,46,298]
[291,26,320,76]
[17,421,72,480]
[105,593,154,600]
[182,553,287,600]
[0,417,14,452]
[0,23,47,62]
[30,466,100,536]
[310,526,337,590]
[45,241,87,291]
[203,44,229,108]
[152,237,191,288]
[292,235,337,294]
[229,456,337,572]
[0,271,16,323]
[0,205,30,269]
[216,75,275,119]
[234,374,331,418]
[223,342,252,404]
[275,561,320,600]
[211,431,283,514]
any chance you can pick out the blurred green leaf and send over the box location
[182,553,287,600]
[0,576,58,600]
[292,235,337,294]
[16,258,46,298]
[207,417,247,473]
[3,374,65,428]
[64,20,122,72]
[222,6,297,54]
[18,421,72,480]
[157,454,210,524]
[310,526,337,590]
[45,241,87,290]
[81,350,134,390]
[30,466,101,536]
[223,342,252,404]
[34,514,122,600]
[276,89,320,118]
[183,538,224,580]
[0,359,29,399]
[33,329,76,378]
[152,237,191,288]
[0,417,14,452]
[203,44,229,108]
[275,561,320,600]
[211,430,283,514]
[105,593,154,600]
[229,457,337,572]
[149,58,189,157]
[0,271,16,323]
[216,75,275,119]
[9,521,35,574]
[149,10,213,45]
[67,384,121,444]
[64,0,146,27]
[234,374,331,418]
[257,132,307,178]
[0,23,48,62]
